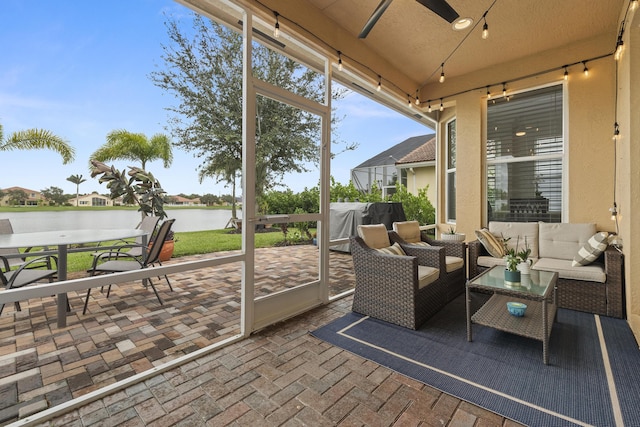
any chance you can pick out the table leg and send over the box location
[542,298,548,364]
[466,283,472,342]
[57,244,68,328]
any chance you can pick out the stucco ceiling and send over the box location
[307,0,625,85]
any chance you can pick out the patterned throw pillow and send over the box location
[376,242,407,256]
[573,231,609,266]
[475,228,505,258]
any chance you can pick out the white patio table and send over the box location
[0,228,147,327]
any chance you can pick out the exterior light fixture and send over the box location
[439,63,445,83]
[502,82,507,97]
[439,98,444,112]
[427,101,432,113]
[337,51,343,71]
[582,61,589,76]
[415,89,420,105]
[486,86,491,99]
[563,66,569,81]
[482,14,489,39]
[377,75,381,92]
[452,17,473,31]
[273,12,280,38]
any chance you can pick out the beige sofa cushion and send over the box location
[489,221,539,258]
[477,255,506,269]
[538,222,596,260]
[358,224,390,249]
[393,221,423,244]
[418,266,439,289]
[533,257,606,283]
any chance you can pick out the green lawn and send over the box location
[53,227,305,273]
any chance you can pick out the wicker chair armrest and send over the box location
[468,240,487,279]
[423,237,466,259]
[401,244,445,271]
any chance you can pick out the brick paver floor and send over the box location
[0,245,520,426]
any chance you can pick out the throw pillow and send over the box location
[392,221,422,243]
[376,242,407,256]
[358,224,390,249]
[475,228,505,258]
[573,231,609,266]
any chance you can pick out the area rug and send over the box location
[311,295,640,427]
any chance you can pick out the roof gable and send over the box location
[355,134,434,168]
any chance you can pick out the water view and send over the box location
[1,209,241,233]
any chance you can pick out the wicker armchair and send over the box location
[350,226,447,330]
[391,221,467,303]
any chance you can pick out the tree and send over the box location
[41,186,69,206]
[6,189,28,206]
[90,129,173,170]
[0,123,75,163]
[200,194,219,206]
[66,174,87,206]
[150,14,354,214]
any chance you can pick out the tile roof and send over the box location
[354,134,434,168]
[396,136,435,164]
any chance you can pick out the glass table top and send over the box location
[469,265,557,298]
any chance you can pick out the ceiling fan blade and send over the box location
[415,0,459,23]
[358,0,394,39]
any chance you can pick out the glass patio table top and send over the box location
[468,265,557,299]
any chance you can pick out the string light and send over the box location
[377,75,381,92]
[615,38,624,61]
[337,51,343,71]
[415,89,420,105]
[273,12,280,38]
[427,101,432,113]
[563,66,569,81]
[613,121,620,141]
[582,61,589,76]
[408,94,412,108]
[502,82,507,97]
[610,202,618,221]
[439,63,445,83]
[439,98,444,112]
[481,12,489,39]
[486,86,491,99]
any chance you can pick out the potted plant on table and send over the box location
[516,236,533,275]
[90,160,175,259]
[503,235,522,285]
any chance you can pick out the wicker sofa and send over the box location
[468,221,625,318]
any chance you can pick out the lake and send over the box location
[0,209,242,233]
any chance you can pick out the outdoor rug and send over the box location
[311,294,640,427]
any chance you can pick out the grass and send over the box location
[50,227,308,274]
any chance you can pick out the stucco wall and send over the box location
[406,166,436,207]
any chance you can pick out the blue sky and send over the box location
[1,0,430,197]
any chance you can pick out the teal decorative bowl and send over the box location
[507,301,527,317]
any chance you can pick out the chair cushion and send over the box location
[418,265,439,289]
[357,224,390,249]
[393,221,422,243]
[445,256,464,273]
[533,257,606,283]
[475,228,505,258]
[538,222,596,260]
[572,232,609,266]
[477,255,506,269]
[375,242,407,256]
[489,221,539,258]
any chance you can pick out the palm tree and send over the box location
[91,129,173,170]
[0,123,75,163]
[66,174,87,206]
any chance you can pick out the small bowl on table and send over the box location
[506,301,527,317]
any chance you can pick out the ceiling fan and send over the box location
[358,0,460,39]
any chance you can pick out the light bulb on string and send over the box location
[563,66,569,81]
[582,61,589,76]
[439,98,444,112]
[502,83,507,98]
[408,94,413,108]
[439,63,445,83]
[415,89,420,105]
[615,39,624,61]
[337,51,343,71]
[427,101,432,113]
[486,86,491,99]
[273,12,280,38]
[482,17,489,39]
[613,122,620,141]
[377,75,381,92]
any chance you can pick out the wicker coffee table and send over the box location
[466,266,558,364]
